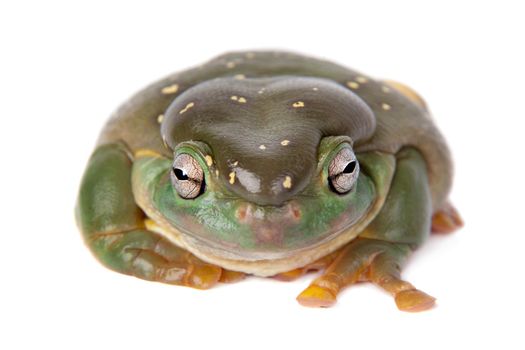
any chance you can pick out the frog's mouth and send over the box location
[141,200,382,277]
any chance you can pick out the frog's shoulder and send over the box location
[350,76,452,211]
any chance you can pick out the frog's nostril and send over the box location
[292,207,301,220]
[236,204,249,222]
[281,202,302,222]
[236,202,302,230]
[236,203,260,223]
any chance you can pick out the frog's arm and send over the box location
[297,147,436,311]
[76,142,227,289]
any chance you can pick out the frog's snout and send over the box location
[235,202,302,244]
[235,202,302,223]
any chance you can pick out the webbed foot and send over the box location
[296,238,435,311]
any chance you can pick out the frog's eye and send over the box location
[328,147,359,194]
[171,153,205,199]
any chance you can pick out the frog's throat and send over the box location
[143,206,379,277]
[136,190,390,278]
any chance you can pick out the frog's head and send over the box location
[137,77,379,262]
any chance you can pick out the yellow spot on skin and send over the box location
[234,74,246,80]
[259,145,266,150]
[157,114,164,123]
[231,96,247,103]
[281,140,290,146]
[161,84,179,94]
[382,103,391,111]
[135,149,163,159]
[215,169,220,177]
[144,218,158,231]
[229,171,236,184]
[179,102,195,114]
[312,87,319,91]
[347,81,359,89]
[205,155,213,167]
[283,176,292,189]
[382,86,391,93]
[226,61,236,69]
[233,161,239,166]
[292,101,305,108]
[356,76,368,84]
[258,88,265,94]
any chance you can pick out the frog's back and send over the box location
[99,51,452,211]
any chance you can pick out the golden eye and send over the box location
[171,153,205,199]
[328,147,359,194]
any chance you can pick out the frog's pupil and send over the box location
[343,161,357,174]
[173,168,189,180]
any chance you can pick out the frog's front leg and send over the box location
[76,142,224,289]
[297,148,436,311]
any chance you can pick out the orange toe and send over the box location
[432,203,464,233]
[296,285,337,308]
[395,289,436,312]
[186,264,222,289]
[273,268,305,281]
[219,269,246,283]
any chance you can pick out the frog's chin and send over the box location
[143,215,372,277]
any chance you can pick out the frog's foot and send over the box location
[432,202,463,234]
[91,231,223,290]
[145,220,245,285]
[296,238,435,311]
[273,250,340,281]
[366,250,436,311]
[130,235,224,289]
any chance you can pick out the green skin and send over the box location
[76,51,455,310]
[132,137,375,257]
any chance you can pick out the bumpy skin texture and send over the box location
[77,51,461,311]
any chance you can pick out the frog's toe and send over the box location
[296,274,341,307]
[219,269,246,283]
[367,250,436,312]
[185,263,223,289]
[432,202,463,233]
[274,250,340,282]
[296,284,337,308]
[151,259,221,289]
[274,268,306,281]
[176,254,222,289]
[146,245,222,289]
[274,264,326,282]
[395,289,436,312]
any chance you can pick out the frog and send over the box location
[76,51,463,311]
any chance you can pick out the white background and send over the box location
[1,1,524,349]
